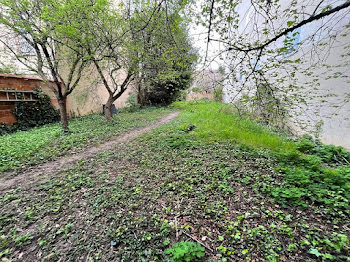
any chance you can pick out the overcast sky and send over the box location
[187,2,223,71]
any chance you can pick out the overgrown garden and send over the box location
[0,102,349,261]
[0,0,350,261]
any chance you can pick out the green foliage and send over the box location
[173,101,350,215]
[172,101,295,151]
[0,101,349,261]
[307,233,349,260]
[0,123,17,135]
[144,71,194,106]
[14,233,32,246]
[214,88,223,102]
[0,65,14,74]
[0,107,172,173]
[270,136,350,213]
[0,90,59,135]
[135,2,197,106]
[193,0,350,131]
[124,93,140,112]
[0,0,102,131]
[164,241,205,261]
[296,135,350,165]
[13,90,60,130]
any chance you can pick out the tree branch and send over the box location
[225,1,350,52]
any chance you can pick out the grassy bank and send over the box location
[0,101,349,261]
[0,107,173,173]
[172,101,295,150]
[173,102,350,213]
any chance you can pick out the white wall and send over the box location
[222,0,350,149]
[0,25,37,75]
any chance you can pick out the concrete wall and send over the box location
[0,72,134,125]
[187,69,224,101]
[187,91,214,101]
[0,25,37,76]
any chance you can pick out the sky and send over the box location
[186,2,223,71]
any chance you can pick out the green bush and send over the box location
[164,241,205,262]
[214,87,223,102]
[125,93,140,112]
[0,124,17,136]
[296,135,350,165]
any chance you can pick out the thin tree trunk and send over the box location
[137,84,145,106]
[137,76,147,106]
[104,95,114,121]
[58,96,69,133]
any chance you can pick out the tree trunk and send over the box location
[58,96,69,133]
[137,79,146,106]
[104,95,114,121]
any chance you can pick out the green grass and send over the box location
[0,107,172,173]
[172,101,295,151]
[172,101,350,214]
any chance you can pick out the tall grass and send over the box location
[173,101,296,152]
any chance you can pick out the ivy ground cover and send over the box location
[0,102,349,261]
[0,107,173,173]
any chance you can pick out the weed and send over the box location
[14,234,32,246]
[164,241,205,261]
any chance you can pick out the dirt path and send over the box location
[0,112,178,193]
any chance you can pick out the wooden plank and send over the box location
[0,99,37,102]
[0,90,36,93]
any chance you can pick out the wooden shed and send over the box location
[0,74,58,125]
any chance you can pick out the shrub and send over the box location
[125,93,140,112]
[214,87,223,102]
[270,135,350,212]
[143,74,192,106]
[296,135,350,165]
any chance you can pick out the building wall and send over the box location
[0,25,37,76]
[187,91,214,101]
[187,69,224,102]
[0,101,16,124]
[0,72,134,125]
[223,1,350,149]
[66,65,134,117]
